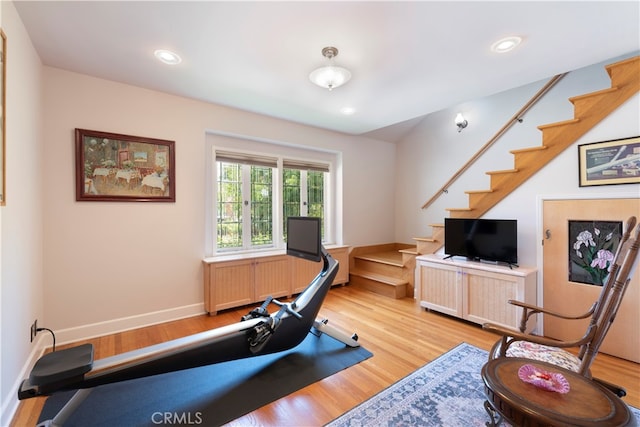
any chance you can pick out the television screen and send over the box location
[286,216,322,262]
[444,218,518,265]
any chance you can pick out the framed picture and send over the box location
[0,30,6,205]
[568,220,622,286]
[75,129,175,202]
[578,136,640,187]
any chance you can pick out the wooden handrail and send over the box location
[421,72,567,210]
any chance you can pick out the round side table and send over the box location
[481,357,635,427]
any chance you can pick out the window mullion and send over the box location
[300,171,308,216]
[241,165,252,249]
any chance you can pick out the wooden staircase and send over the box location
[448,55,639,219]
[348,226,444,299]
[348,55,639,299]
[349,243,416,298]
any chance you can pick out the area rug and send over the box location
[38,331,372,427]
[326,342,640,427]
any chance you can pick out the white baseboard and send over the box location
[54,303,206,346]
[2,333,48,427]
[3,303,205,426]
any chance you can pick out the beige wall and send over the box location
[1,1,44,422]
[42,67,397,337]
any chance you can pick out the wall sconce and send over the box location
[455,113,468,132]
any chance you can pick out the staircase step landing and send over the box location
[349,269,408,299]
[353,251,404,267]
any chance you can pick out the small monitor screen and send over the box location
[286,216,322,262]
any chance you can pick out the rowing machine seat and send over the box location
[30,344,94,387]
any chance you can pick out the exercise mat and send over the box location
[39,331,372,427]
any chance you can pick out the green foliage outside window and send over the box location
[251,167,273,246]
[217,163,242,248]
[217,162,325,251]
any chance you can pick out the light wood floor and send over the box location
[12,284,640,426]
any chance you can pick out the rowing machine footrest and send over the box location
[30,343,94,386]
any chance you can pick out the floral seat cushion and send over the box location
[500,341,582,372]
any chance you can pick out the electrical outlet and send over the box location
[30,319,38,342]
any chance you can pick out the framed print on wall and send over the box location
[578,136,640,187]
[75,129,175,202]
[0,30,6,205]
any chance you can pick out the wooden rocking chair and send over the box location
[483,215,640,396]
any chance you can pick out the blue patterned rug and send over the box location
[326,342,640,427]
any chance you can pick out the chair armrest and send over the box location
[508,299,596,320]
[508,299,596,332]
[482,321,596,357]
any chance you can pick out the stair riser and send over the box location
[353,258,404,276]
[511,146,564,171]
[571,89,616,118]
[415,228,444,255]
[539,122,581,146]
[349,275,407,299]
[416,240,442,255]
[607,57,640,87]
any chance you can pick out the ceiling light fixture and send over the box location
[340,106,356,115]
[491,36,522,53]
[455,113,468,132]
[154,49,182,65]
[309,47,351,91]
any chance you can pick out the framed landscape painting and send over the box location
[75,129,175,202]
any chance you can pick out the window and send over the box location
[214,149,331,254]
[282,168,324,241]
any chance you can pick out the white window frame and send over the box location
[205,132,338,257]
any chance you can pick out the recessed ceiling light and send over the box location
[491,36,522,53]
[340,106,356,115]
[154,49,182,65]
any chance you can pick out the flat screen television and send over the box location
[444,218,518,265]
[286,216,322,262]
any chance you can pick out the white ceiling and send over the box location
[14,1,640,142]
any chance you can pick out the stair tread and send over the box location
[486,168,518,175]
[510,145,548,154]
[413,236,437,242]
[354,251,404,266]
[537,118,580,130]
[569,86,618,102]
[465,189,493,195]
[399,248,419,255]
[350,268,409,286]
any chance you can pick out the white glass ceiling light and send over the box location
[491,36,522,53]
[309,47,351,91]
[154,49,182,65]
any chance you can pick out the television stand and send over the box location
[415,254,537,331]
[477,258,519,269]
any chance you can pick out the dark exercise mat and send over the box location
[38,331,372,427]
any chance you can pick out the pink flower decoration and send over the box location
[518,364,570,393]
[590,249,614,270]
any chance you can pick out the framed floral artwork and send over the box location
[569,220,622,286]
[75,129,175,202]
